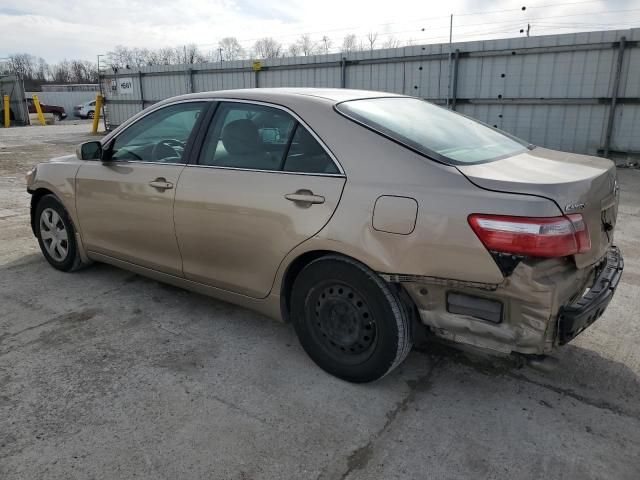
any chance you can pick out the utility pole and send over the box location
[446,14,453,107]
[527,23,531,37]
[219,47,223,63]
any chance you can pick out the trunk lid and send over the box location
[457,147,619,268]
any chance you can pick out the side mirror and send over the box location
[76,141,103,160]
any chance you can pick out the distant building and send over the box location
[41,84,100,92]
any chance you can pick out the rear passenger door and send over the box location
[174,101,346,298]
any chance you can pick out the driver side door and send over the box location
[76,100,208,276]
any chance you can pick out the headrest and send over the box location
[222,119,261,155]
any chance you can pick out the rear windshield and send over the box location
[336,97,530,165]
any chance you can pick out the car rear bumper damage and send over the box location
[557,246,623,345]
[392,246,623,356]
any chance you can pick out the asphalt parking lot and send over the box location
[1,124,639,480]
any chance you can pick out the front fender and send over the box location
[27,159,83,243]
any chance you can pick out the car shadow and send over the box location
[2,252,638,419]
[417,336,640,418]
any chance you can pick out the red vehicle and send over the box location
[26,97,67,121]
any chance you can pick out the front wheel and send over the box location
[35,195,85,272]
[88,111,95,119]
[53,113,62,122]
[291,255,413,383]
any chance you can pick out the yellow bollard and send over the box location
[3,95,9,128]
[91,94,104,134]
[32,95,46,126]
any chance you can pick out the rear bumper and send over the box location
[557,246,623,345]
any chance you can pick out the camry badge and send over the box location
[565,202,586,212]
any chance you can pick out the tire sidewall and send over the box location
[291,257,406,383]
[35,195,78,271]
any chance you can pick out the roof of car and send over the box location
[169,88,406,105]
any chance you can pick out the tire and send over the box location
[291,255,413,383]
[88,111,95,119]
[53,113,62,122]
[35,195,85,272]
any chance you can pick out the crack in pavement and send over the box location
[507,372,639,420]
[420,343,640,421]
[316,358,440,480]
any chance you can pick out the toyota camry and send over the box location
[26,88,623,382]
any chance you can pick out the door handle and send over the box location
[285,190,325,205]
[149,178,174,190]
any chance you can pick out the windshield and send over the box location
[336,97,530,165]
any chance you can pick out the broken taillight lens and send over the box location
[468,214,591,258]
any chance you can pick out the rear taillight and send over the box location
[468,214,591,258]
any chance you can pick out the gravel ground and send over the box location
[1,123,639,480]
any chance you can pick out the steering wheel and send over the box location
[151,139,184,162]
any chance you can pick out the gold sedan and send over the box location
[26,88,623,382]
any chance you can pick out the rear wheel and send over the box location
[88,110,95,119]
[291,255,412,383]
[35,195,85,272]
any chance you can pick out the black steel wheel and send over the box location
[291,255,412,383]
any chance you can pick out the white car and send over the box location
[73,100,97,119]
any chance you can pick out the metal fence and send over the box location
[0,74,29,124]
[102,28,640,159]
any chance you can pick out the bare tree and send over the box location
[68,60,98,82]
[8,53,36,78]
[34,57,49,81]
[183,44,205,64]
[296,34,317,56]
[219,37,245,61]
[145,49,163,66]
[287,43,301,57]
[320,35,332,54]
[158,47,179,65]
[4,51,96,86]
[366,32,379,50]
[382,36,402,49]
[108,46,132,69]
[341,34,359,53]
[253,37,282,59]
[51,60,72,83]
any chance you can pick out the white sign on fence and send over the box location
[117,78,134,95]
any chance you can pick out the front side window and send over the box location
[336,97,530,165]
[109,102,205,163]
[199,102,339,174]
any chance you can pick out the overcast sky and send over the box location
[0,0,637,62]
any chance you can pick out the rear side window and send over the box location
[283,126,339,174]
[200,103,294,171]
[199,102,339,174]
[336,97,529,165]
